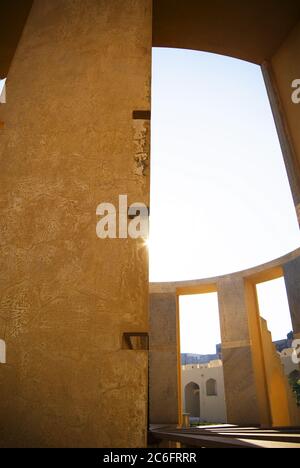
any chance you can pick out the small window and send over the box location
[206,378,217,396]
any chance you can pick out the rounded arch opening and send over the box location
[184,381,200,418]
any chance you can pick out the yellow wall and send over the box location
[246,274,300,428]
[0,0,152,448]
[150,251,300,429]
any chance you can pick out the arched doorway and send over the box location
[185,382,200,417]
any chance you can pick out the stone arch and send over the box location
[184,381,200,417]
[153,0,300,64]
[206,378,217,396]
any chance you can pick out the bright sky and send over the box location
[0,79,5,91]
[179,293,221,355]
[256,277,293,342]
[150,48,299,354]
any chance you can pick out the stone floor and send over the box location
[149,424,300,448]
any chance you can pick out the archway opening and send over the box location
[184,382,200,419]
[256,276,299,408]
[179,292,227,426]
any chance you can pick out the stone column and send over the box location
[0,0,152,448]
[217,276,261,425]
[149,292,179,425]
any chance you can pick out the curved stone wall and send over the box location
[149,248,300,426]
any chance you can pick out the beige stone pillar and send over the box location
[217,276,261,425]
[149,292,180,424]
[0,0,152,447]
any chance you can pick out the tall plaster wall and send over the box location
[0,0,152,448]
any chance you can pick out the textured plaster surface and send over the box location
[217,277,259,425]
[149,293,179,424]
[153,0,300,64]
[221,346,260,425]
[0,0,152,448]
